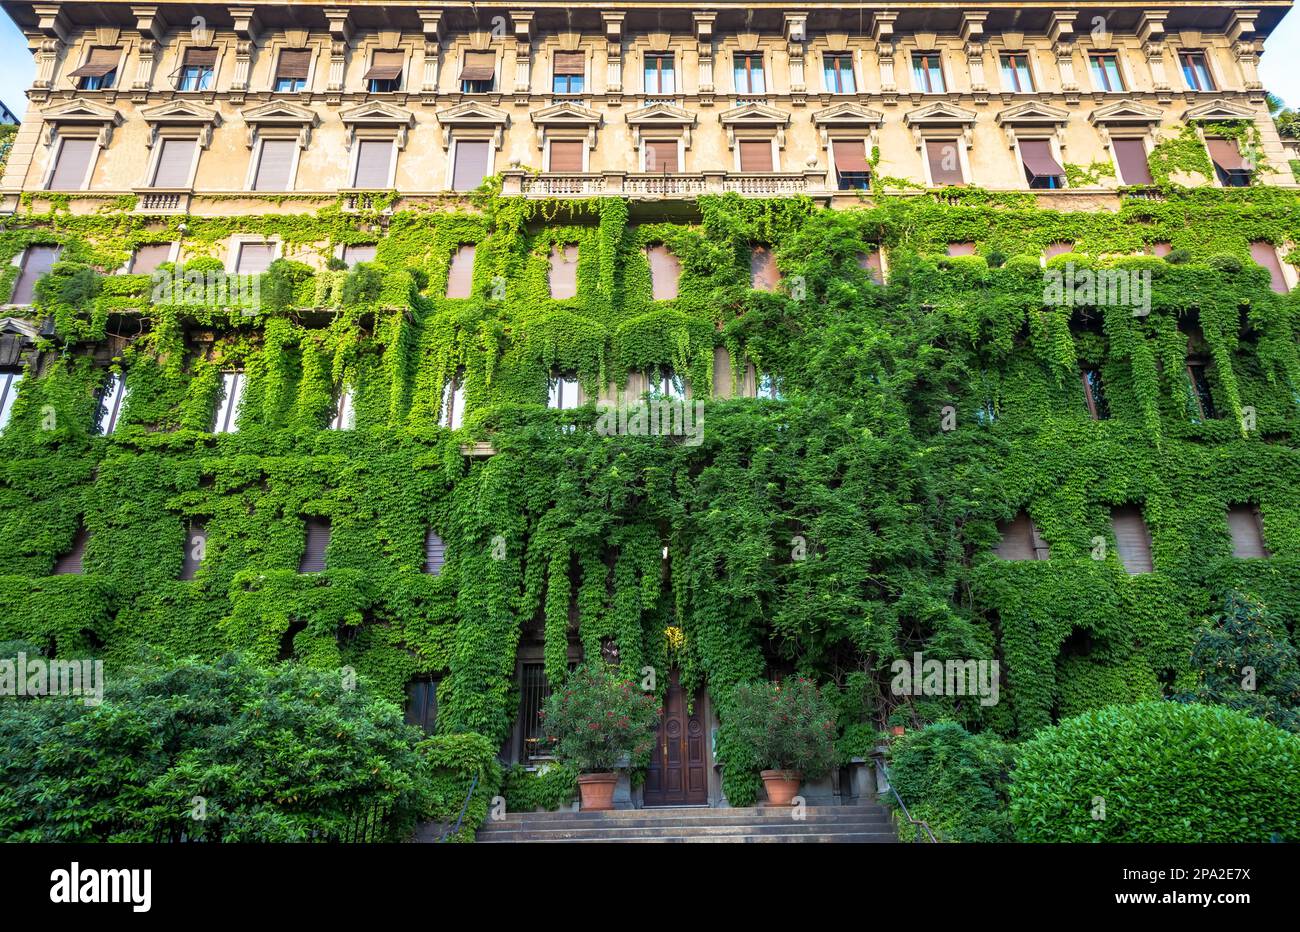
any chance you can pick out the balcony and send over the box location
[503,169,828,200]
[133,188,191,214]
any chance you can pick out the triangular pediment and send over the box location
[530,101,602,126]
[811,102,885,126]
[995,101,1069,125]
[340,100,416,126]
[241,100,319,126]
[39,98,122,125]
[434,100,509,127]
[718,102,791,126]
[0,317,40,340]
[1183,98,1256,122]
[903,102,977,126]
[140,99,221,125]
[1088,99,1164,125]
[625,102,697,127]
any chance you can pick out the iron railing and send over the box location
[440,771,480,842]
[875,759,937,843]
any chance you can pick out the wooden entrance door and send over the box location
[643,670,708,806]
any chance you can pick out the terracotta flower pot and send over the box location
[577,772,619,811]
[761,769,803,806]
[890,725,906,737]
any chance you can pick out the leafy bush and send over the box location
[422,732,503,842]
[502,763,578,813]
[887,722,1014,842]
[1011,702,1300,841]
[341,262,385,306]
[540,663,659,773]
[1164,248,1192,264]
[729,677,836,777]
[33,261,102,307]
[260,258,315,312]
[1207,253,1244,274]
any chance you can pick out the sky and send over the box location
[0,7,1297,119]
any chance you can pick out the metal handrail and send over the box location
[440,771,480,842]
[876,759,938,843]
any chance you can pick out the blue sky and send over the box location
[0,8,1297,119]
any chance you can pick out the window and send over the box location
[644,139,679,172]
[351,139,394,189]
[552,51,584,94]
[459,51,496,93]
[70,47,120,90]
[1226,505,1269,559]
[946,242,976,257]
[234,242,276,274]
[912,53,945,93]
[1148,241,1172,258]
[857,249,883,284]
[548,139,584,172]
[440,369,465,429]
[648,368,686,401]
[180,521,206,580]
[548,373,581,409]
[423,529,446,574]
[994,511,1049,560]
[330,388,355,430]
[365,50,404,93]
[298,517,330,573]
[46,137,96,190]
[342,244,377,268]
[647,244,681,301]
[519,663,553,763]
[823,53,856,93]
[274,49,311,92]
[149,138,198,188]
[95,372,128,435]
[1089,54,1125,92]
[1110,505,1153,574]
[1179,51,1215,91]
[11,245,60,305]
[644,53,675,95]
[451,140,490,192]
[1080,367,1109,420]
[177,47,217,91]
[0,370,21,434]
[1186,360,1216,420]
[213,371,245,433]
[1206,138,1251,187]
[405,678,440,734]
[832,139,871,190]
[251,138,296,191]
[1019,138,1065,189]
[446,244,476,298]
[999,53,1034,93]
[750,245,779,291]
[757,373,785,401]
[130,243,172,275]
[738,139,773,172]
[549,243,579,299]
[1112,138,1153,185]
[733,53,765,94]
[53,525,90,575]
[1250,241,1288,294]
[1044,241,1074,260]
[925,139,965,186]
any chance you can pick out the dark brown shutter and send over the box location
[994,512,1046,561]
[925,139,965,185]
[644,140,678,172]
[253,138,296,191]
[405,677,440,732]
[452,140,490,191]
[738,139,773,172]
[364,50,405,81]
[446,244,476,298]
[12,245,60,304]
[342,244,377,267]
[1250,241,1288,294]
[1110,506,1153,574]
[180,521,207,580]
[351,139,393,188]
[48,138,95,190]
[549,243,579,299]
[1226,505,1269,558]
[832,139,870,173]
[276,49,311,80]
[1019,138,1065,179]
[236,243,275,274]
[298,517,330,573]
[69,47,121,78]
[184,47,218,68]
[1149,241,1172,257]
[458,51,496,82]
[53,525,89,575]
[1112,138,1153,185]
[1206,138,1247,172]
[424,529,446,574]
[647,245,681,301]
[130,243,171,275]
[946,242,976,257]
[750,245,779,291]
[548,140,584,172]
[151,138,197,187]
[553,51,584,75]
[857,249,883,284]
[1044,242,1074,259]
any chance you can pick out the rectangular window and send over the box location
[177,47,217,91]
[644,139,679,173]
[342,244,377,268]
[150,138,197,188]
[459,51,496,93]
[552,51,585,94]
[252,138,296,191]
[365,50,404,93]
[329,387,355,430]
[1226,505,1269,559]
[53,525,90,575]
[946,242,977,257]
[994,511,1049,560]
[405,678,440,734]
[1206,138,1251,187]
[548,139,584,172]
[1110,505,1153,574]
[11,245,61,305]
[1186,361,1216,420]
[234,242,275,275]
[274,48,311,93]
[47,137,96,191]
[1080,367,1109,420]
[424,529,446,574]
[440,370,465,429]
[738,139,773,172]
[857,249,883,284]
[750,245,779,291]
[1250,241,1288,294]
[298,517,330,573]
[0,370,22,434]
[648,368,686,401]
[832,139,871,190]
[70,47,120,90]
[96,372,128,435]
[1044,242,1074,260]
[647,244,681,301]
[519,662,553,763]
[644,53,675,95]
[548,243,579,299]
[1179,51,1215,91]
[451,140,490,192]
[213,371,245,433]
[925,139,965,186]
[733,53,765,94]
[180,521,206,580]
[999,53,1034,93]
[130,243,172,275]
[1089,54,1125,92]
[912,53,945,93]
[1112,138,1153,185]
[548,374,581,409]
[351,139,394,188]
[446,244,476,298]
[1019,138,1066,189]
[823,53,856,93]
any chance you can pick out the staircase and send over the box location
[476,804,899,843]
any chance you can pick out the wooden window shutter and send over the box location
[548,139,584,172]
[184,47,218,68]
[553,52,584,76]
[1206,137,1248,172]
[1110,506,1153,574]
[130,243,171,275]
[857,249,883,284]
[1019,138,1066,180]
[276,49,311,80]
[446,245,476,298]
[647,245,681,301]
[180,521,207,580]
[452,140,490,191]
[1112,138,1153,185]
[405,677,440,733]
[351,139,393,188]
[549,243,579,299]
[1226,505,1269,559]
[69,47,121,78]
[48,138,95,190]
[235,243,275,274]
[53,525,90,575]
[738,140,773,172]
[342,244,376,267]
[151,138,197,188]
[712,347,732,399]
[253,138,296,191]
[946,242,976,257]
[925,139,964,186]
[458,51,496,82]
[1250,241,1288,294]
[644,140,678,172]
[424,529,446,574]
[833,139,871,174]
[364,50,405,81]
[994,512,1046,560]
[298,517,330,573]
[12,245,60,305]
[750,245,779,291]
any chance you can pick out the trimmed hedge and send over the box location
[887,722,1014,842]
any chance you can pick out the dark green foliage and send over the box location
[33,261,102,308]
[502,763,578,813]
[540,662,660,772]
[887,722,1015,842]
[260,258,315,313]
[421,731,502,842]
[728,678,837,777]
[341,262,384,306]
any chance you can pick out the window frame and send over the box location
[175,46,219,93]
[146,135,202,189]
[643,52,676,96]
[1088,53,1126,93]
[1109,135,1154,186]
[732,52,766,95]
[1079,366,1109,420]
[95,370,129,436]
[440,368,466,429]
[999,52,1035,93]
[366,48,407,94]
[44,134,100,191]
[822,52,857,94]
[271,47,315,94]
[246,135,302,192]
[911,52,946,94]
[0,369,23,434]
[212,370,245,434]
[348,136,398,189]
[447,137,494,192]
[1178,50,1216,92]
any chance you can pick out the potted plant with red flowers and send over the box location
[730,678,836,806]
[540,662,660,811]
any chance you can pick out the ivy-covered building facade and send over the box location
[0,0,1298,811]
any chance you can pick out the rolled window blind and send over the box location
[130,243,172,275]
[276,49,311,80]
[738,140,773,172]
[424,529,446,574]
[1110,506,1153,574]
[150,138,197,188]
[351,139,393,188]
[48,138,95,190]
[53,525,90,575]
[253,138,296,191]
[12,245,60,305]
[548,244,579,299]
[1112,138,1153,185]
[749,246,779,291]
[458,51,496,82]
[180,522,207,580]
[548,140,584,172]
[647,244,681,301]
[644,140,678,172]
[1226,505,1269,558]
[925,139,964,185]
[298,517,330,573]
[69,47,120,78]
[553,52,584,76]
[451,140,490,191]
[446,245,476,298]
[1249,241,1287,294]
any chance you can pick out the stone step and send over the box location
[483,804,890,824]
[478,819,892,840]
[479,813,892,832]
[479,830,898,843]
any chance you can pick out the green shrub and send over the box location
[729,677,836,777]
[1011,702,1300,841]
[502,763,578,813]
[888,722,1014,842]
[341,262,385,306]
[33,262,102,307]
[260,258,315,312]
[540,662,660,773]
[1207,253,1244,274]
[421,732,503,842]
